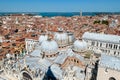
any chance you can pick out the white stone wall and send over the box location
[97,67,120,80]
[83,39,120,57]
[85,67,92,80]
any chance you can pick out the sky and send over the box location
[0,0,120,12]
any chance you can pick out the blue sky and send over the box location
[0,0,120,12]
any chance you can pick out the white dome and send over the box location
[41,40,58,54]
[39,34,48,44]
[54,32,68,47]
[73,40,87,52]
[54,32,68,41]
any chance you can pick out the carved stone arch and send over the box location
[109,77,116,80]
[21,70,33,80]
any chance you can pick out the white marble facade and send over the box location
[82,32,120,57]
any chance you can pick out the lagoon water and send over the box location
[0,12,120,17]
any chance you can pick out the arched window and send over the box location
[74,59,76,62]
[71,59,73,61]
[105,68,108,72]
[114,51,116,55]
[109,77,116,80]
[46,55,48,57]
[23,72,32,80]
[77,61,79,63]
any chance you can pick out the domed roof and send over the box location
[54,32,68,47]
[41,40,58,54]
[73,40,87,52]
[39,34,48,44]
[54,32,68,41]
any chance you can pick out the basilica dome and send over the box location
[72,40,87,52]
[54,31,68,47]
[39,34,48,44]
[41,39,58,54]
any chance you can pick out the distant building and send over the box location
[15,17,19,24]
[97,55,120,80]
[101,15,108,21]
[82,32,120,57]
[26,28,35,33]
[109,19,118,28]
[80,10,82,16]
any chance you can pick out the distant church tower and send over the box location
[80,10,82,16]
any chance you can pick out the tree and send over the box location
[102,20,109,25]
[0,22,2,26]
[93,20,100,24]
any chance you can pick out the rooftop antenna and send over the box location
[80,10,82,16]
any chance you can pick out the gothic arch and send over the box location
[109,77,116,80]
[21,71,33,80]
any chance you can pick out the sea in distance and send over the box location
[0,12,120,17]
